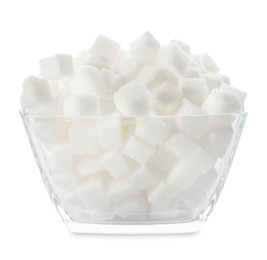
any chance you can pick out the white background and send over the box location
[0,0,266,259]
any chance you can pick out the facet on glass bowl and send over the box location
[20,110,247,234]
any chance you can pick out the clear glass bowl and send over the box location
[20,111,247,234]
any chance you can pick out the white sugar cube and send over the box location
[32,119,69,150]
[154,81,182,113]
[175,99,209,140]
[135,65,169,92]
[127,165,158,190]
[69,123,100,155]
[194,167,218,192]
[156,42,191,78]
[202,89,243,114]
[209,115,235,129]
[70,65,104,93]
[76,178,108,209]
[220,83,247,105]
[89,34,121,66]
[20,76,53,110]
[147,181,175,206]
[123,135,155,164]
[202,74,224,92]
[179,78,209,106]
[99,68,122,94]
[167,162,201,193]
[101,152,136,179]
[130,31,160,64]
[171,40,191,55]
[201,52,220,73]
[148,146,178,172]
[99,94,117,115]
[97,118,123,150]
[63,93,100,116]
[39,54,73,80]
[50,173,77,191]
[187,147,217,173]
[108,178,139,202]
[73,50,107,69]
[221,74,231,85]
[48,144,74,175]
[114,54,142,80]
[184,67,201,78]
[135,117,174,145]
[165,132,198,159]
[114,81,152,116]
[76,157,104,177]
[114,196,149,221]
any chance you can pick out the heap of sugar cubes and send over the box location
[21,31,247,222]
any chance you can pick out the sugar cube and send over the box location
[101,152,136,179]
[148,146,178,172]
[130,31,160,64]
[97,118,123,150]
[127,165,158,190]
[135,117,174,145]
[184,66,201,78]
[220,83,247,105]
[179,78,209,106]
[63,93,100,116]
[99,68,122,94]
[73,50,107,69]
[39,54,73,80]
[114,81,152,116]
[76,157,104,177]
[202,74,224,92]
[123,135,155,164]
[202,89,243,114]
[156,42,191,78]
[69,123,100,155]
[201,52,220,73]
[89,34,121,66]
[20,76,53,110]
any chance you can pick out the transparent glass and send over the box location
[20,111,247,234]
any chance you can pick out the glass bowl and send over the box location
[20,111,247,234]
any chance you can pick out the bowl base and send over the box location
[66,220,204,234]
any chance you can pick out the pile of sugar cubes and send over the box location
[21,31,247,222]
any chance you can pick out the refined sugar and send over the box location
[135,65,169,92]
[76,177,108,209]
[73,50,107,69]
[114,54,142,80]
[171,40,191,55]
[69,123,100,155]
[202,89,243,114]
[147,181,175,206]
[209,114,235,129]
[184,67,201,78]
[154,81,182,113]
[76,157,104,177]
[114,81,152,116]
[99,68,122,93]
[201,52,220,73]
[108,177,139,202]
[89,34,121,66]
[194,167,218,192]
[123,135,155,164]
[70,65,104,93]
[97,118,123,150]
[20,76,53,110]
[202,74,224,92]
[156,42,191,78]
[48,144,74,175]
[179,78,209,106]
[148,146,178,172]
[114,196,149,221]
[187,147,217,173]
[127,165,158,190]
[63,93,100,116]
[101,152,136,179]
[220,83,247,105]
[99,94,117,115]
[175,99,209,140]
[33,119,69,150]
[167,162,201,193]
[130,31,160,64]
[220,74,231,85]
[39,54,73,80]
[50,173,77,191]
[165,132,198,159]
[135,117,174,145]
